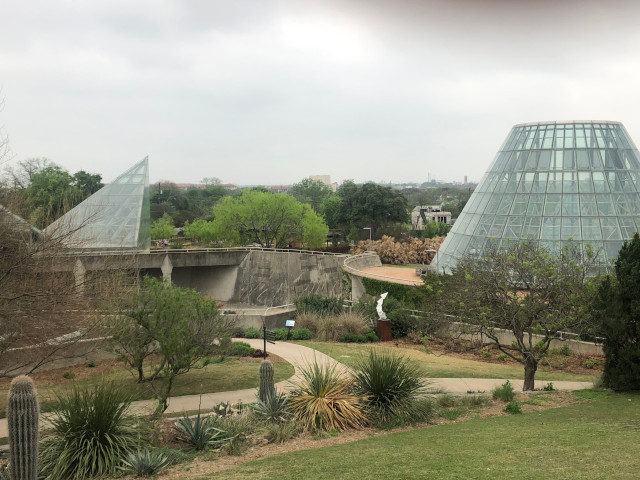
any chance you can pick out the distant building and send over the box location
[269,185,290,194]
[411,205,452,230]
[309,175,338,192]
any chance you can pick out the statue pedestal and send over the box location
[376,319,392,342]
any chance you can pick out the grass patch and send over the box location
[0,359,294,418]
[299,341,596,382]
[573,389,611,400]
[200,393,640,480]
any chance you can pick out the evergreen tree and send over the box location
[594,233,640,391]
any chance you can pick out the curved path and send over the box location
[0,340,592,438]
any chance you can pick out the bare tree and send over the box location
[0,205,130,377]
[444,241,598,390]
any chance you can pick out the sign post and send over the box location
[285,319,295,340]
[262,324,276,359]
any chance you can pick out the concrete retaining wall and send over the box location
[452,322,603,356]
[233,251,346,306]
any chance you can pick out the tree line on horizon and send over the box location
[0,157,467,248]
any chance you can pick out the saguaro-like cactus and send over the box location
[259,360,275,402]
[8,375,39,480]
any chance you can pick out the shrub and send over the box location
[543,382,555,391]
[352,349,428,423]
[497,353,508,362]
[86,360,96,368]
[293,312,321,336]
[288,361,367,432]
[380,297,415,339]
[481,350,492,358]
[492,380,515,402]
[62,371,75,380]
[504,401,522,414]
[560,344,572,356]
[583,359,600,369]
[253,391,291,424]
[226,341,255,357]
[337,311,370,335]
[40,382,141,480]
[271,328,307,341]
[208,408,259,439]
[175,412,228,451]
[365,329,379,342]
[120,449,172,477]
[294,294,344,316]
[436,394,456,408]
[262,421,299,444]
[440,407,466,421]
[245,327,262,339]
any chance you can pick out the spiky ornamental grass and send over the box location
[351,349,428,423]
[288,361,367,432]
[39,382,142,480]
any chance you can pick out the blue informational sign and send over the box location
[285,320,295,327]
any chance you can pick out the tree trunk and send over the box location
[523,356,538,391]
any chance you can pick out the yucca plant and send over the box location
[39,381,141,480]
[288,361,367,432]
[120,449,173,477]
[253,390,291,424]
[175,412,229,451]
[352,349,428,423]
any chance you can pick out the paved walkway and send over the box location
[0,340,592,438]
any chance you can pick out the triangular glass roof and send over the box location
[436,121,640,273]
[44,157,150,251]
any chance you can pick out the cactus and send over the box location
[8,375,39,480]
[258,360,275,402]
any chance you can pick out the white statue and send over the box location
[376,292,389,320]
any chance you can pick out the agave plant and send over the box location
[288,360,367,432]
[175,412,229,451]
[120,449,173,477]
[253,390,291,424]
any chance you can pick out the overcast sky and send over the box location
[2,0,640,186]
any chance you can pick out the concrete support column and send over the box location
[161,255,173,284]
[73,259,86,295]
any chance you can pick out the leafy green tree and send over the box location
[210,189,328,248]
[592,233,640,391]
[151,213,174,240]
[321,194,341,229]
[182,218,216,245]
[334,181,409,238]
[289,178,332,213]
[21,165,103,228]
[445,241,597,391]
[72,170,103,195]
[111,277,231,412]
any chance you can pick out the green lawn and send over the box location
[298,341,597,382]
[200,392,640,480]
[0,359,294,417]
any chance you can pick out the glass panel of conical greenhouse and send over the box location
[44,157,150,251]
[436,121,640,273]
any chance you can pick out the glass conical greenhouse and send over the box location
[44,157,150,251]
[436,121,640,273]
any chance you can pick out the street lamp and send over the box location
[363,227,372,252]
[425,249,439,273]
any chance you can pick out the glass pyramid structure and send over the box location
[45,157,150,251]
[436,121,640,273]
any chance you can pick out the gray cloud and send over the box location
[2,0,640,185]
